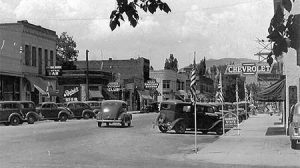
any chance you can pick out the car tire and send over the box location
[60,114,67,122]
[174,121,186,134]
[291,140,300,149]
[27,115,35,124]
[83,113,90,119]
[10,116,20,126]
[121,121,125,127]
[158,126,168,133]
[106,122,109,126]
[98,122,102,127]
[4,122,10,126]
[202,131,208,134]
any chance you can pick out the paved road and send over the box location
[0,113,228,168]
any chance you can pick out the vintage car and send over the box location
[96,100,132,127]
[156,100,223,135]
[84,101,102,114]
[36,102,74,121]
[0,101,41,126]
[289,103,300,149]
[64,101,95,119]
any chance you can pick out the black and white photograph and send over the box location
[0,0,300,167]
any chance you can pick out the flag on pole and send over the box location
[215,70,224,103]
[236,80,239,102]
[244,84,248,102]
[190,56,197,102]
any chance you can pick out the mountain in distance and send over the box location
[205,58,258,69]
[181,58,258,70]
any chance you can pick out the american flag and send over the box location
[236,79,239,102]
[215,70,224,102]
[190,56,197,102]
[244,84,248,102]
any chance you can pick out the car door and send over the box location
[50,103,60,118]
[203,106,219,129]
[0,103,13,122]
[195,105,206,129]
[41,103,52,119]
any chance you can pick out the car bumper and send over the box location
[97,119,122,123]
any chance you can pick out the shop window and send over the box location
[163,80,170,89]
[38,48,42,74]
[44,49,48,68]
[50,50,54,66]
[32,46,36,66]
[25,45,31,66]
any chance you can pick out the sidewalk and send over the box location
[188,114,300,167]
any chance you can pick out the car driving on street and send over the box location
[96,100,132,127]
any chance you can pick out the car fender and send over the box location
[207,120,223,130]
[25,111,40,120]
[8,113,23,122]
[169,118,185,130]
[82,109,95,117]
[58,111,69,118]
[119,113,132,122]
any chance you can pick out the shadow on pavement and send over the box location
[265,126,286,136]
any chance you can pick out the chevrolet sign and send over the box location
[225,63,273,75]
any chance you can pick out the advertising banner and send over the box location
[224,112,238,129]
[63,85,80,102]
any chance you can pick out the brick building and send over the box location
[0,20,58,104]
[75,57,150,110]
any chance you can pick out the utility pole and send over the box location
[86,50,89,101]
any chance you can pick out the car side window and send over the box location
[182,106,191,113]
[207,107,214,113]
[161,104,171,110]
[43,104,51,108]
[122,103,127,111]
[196,105,204,113]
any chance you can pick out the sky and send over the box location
[0,0,276,69]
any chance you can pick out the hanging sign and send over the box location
[145,80,159,88]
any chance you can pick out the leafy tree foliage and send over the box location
[56,32,79,70]
[197,57,206,77]
[266,0,297,65]
[164,54,178,72]
[110,0,171,31]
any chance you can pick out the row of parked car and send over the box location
[0,101,103,126]
[155,100,250,135]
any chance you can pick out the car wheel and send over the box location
[60,114,67,122]
[4,122,10,126]
[98,122,102,127]
[121,121,125,127]
[27,115,35,124]
[106,122,109,126]
[83,113,90,119]
[174,121,186,134]
[202,130,208,134]
[158,126,168,133]
[10,116,20,126]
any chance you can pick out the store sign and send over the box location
[224,112,238,129]
[145,80,159,88]
[46,66,62,76]
[63,86,80,102]
[107,82,120,92]
[225,63,273,75]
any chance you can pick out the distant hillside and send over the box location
[182,58,258,69]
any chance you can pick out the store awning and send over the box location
[89,90,104,98]
[25,76,48,95]
[255,78,286,102]
[138,90,153,100]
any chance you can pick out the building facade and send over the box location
[150,69,187,102]
[75,57,151,110]
[0,20,58,104]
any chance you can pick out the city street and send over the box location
[0,113,224,168]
